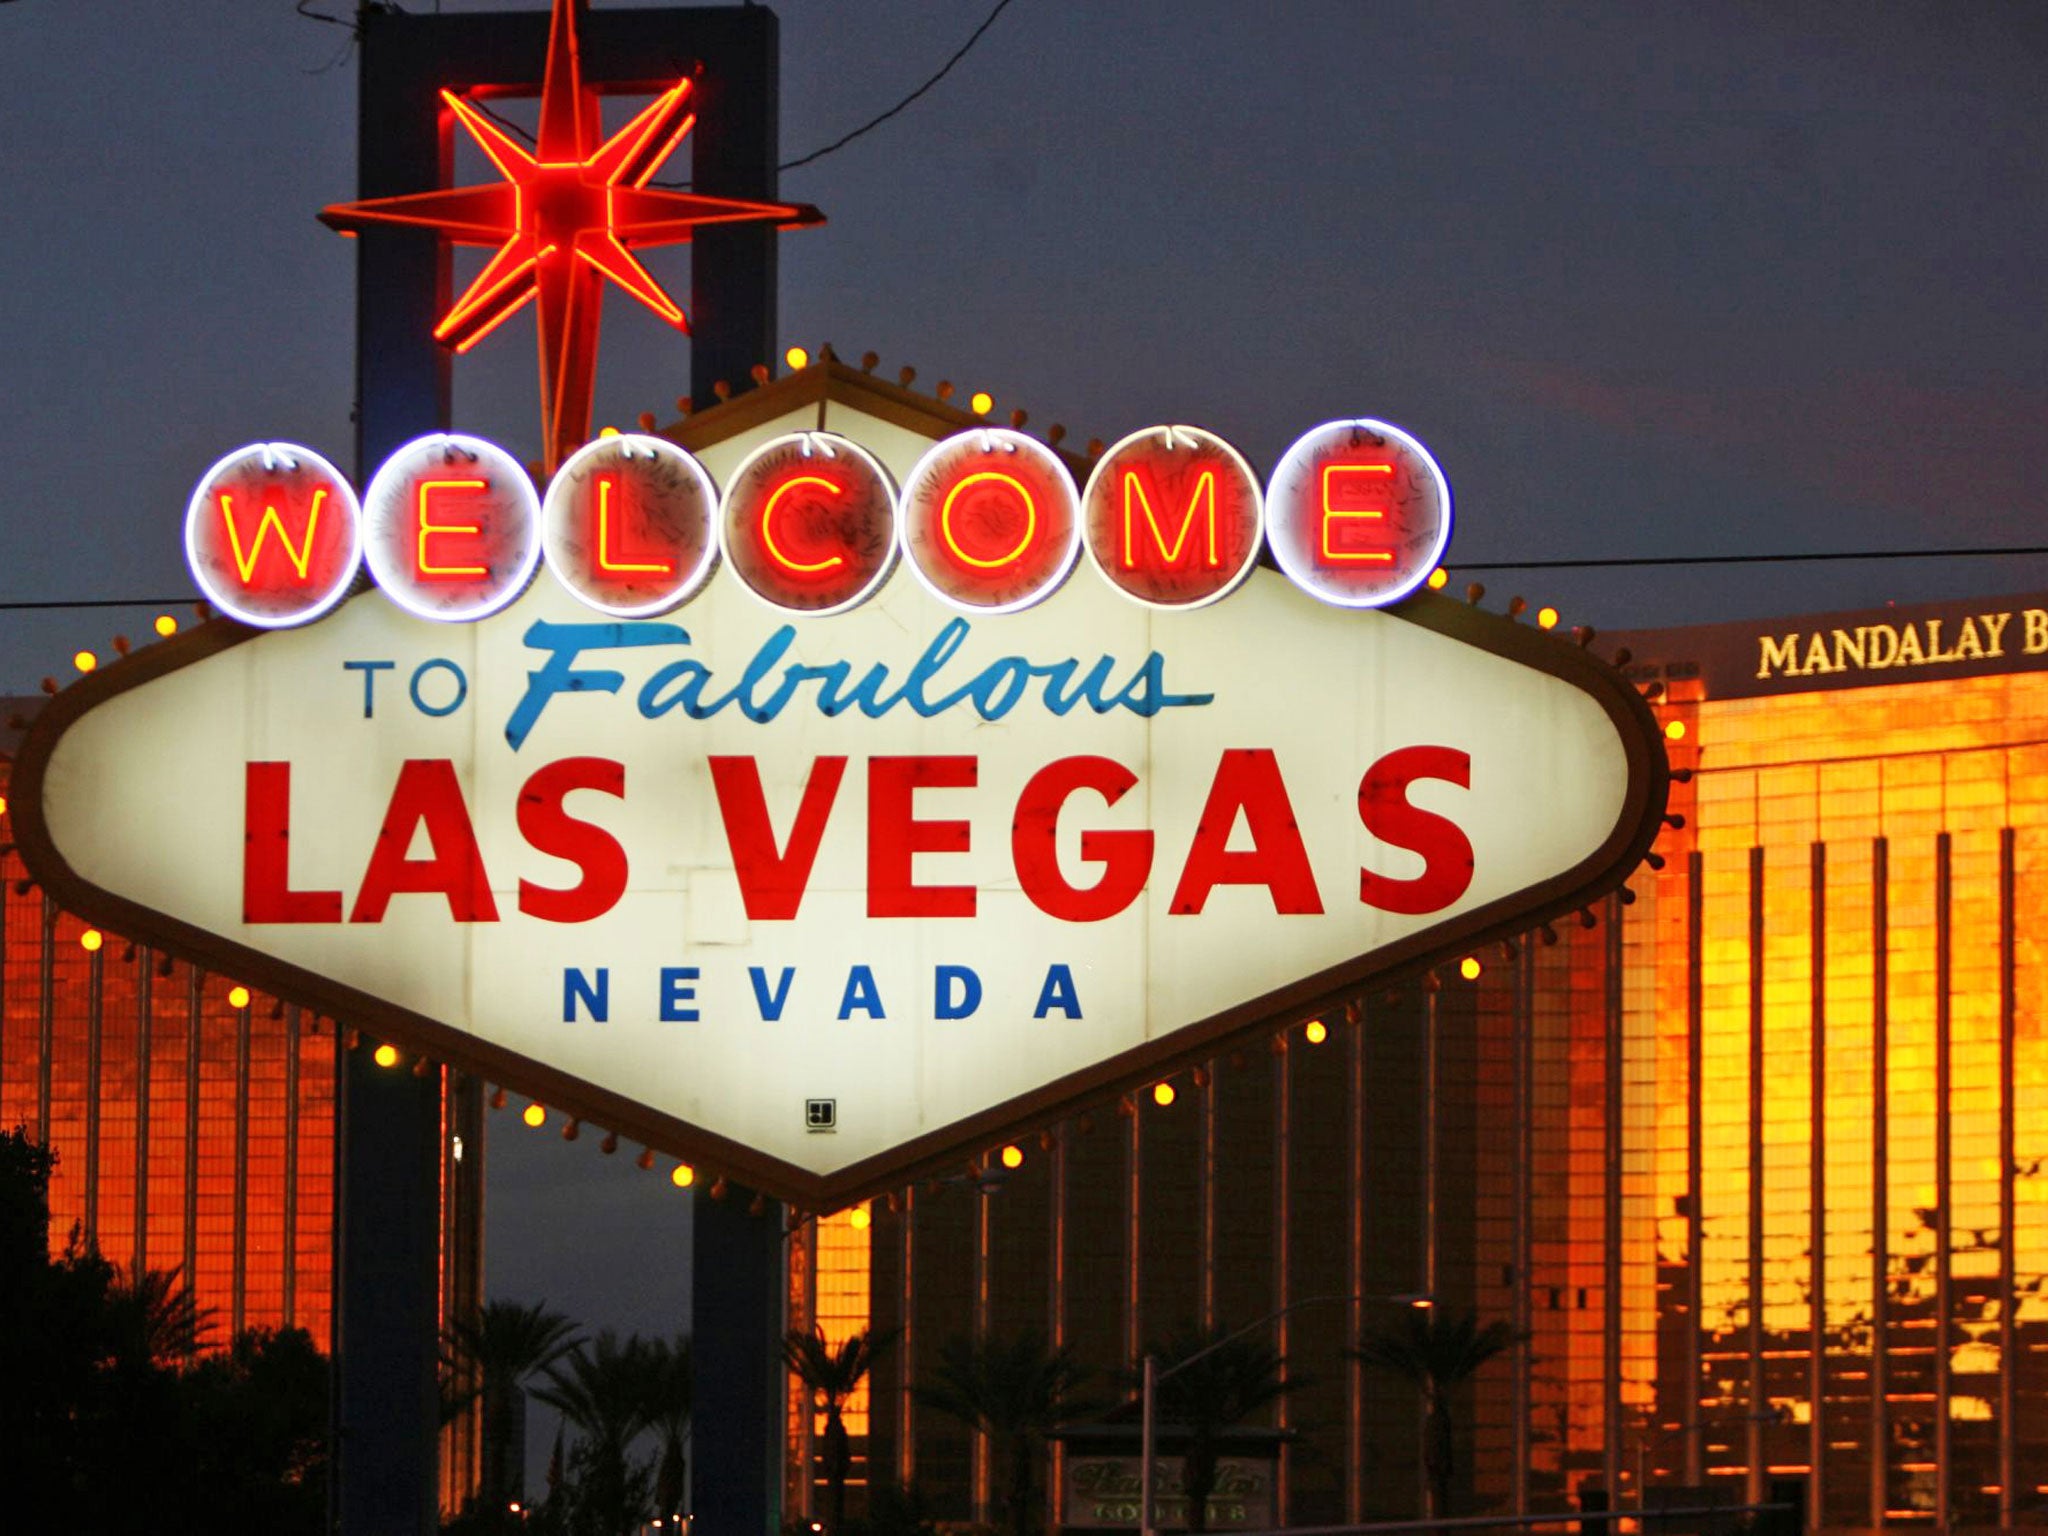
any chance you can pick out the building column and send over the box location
[1809,843,1827,1532]
[1997,828,2017,1530]
[1934,835,1952,1533]
[1870,838,1891,1530]
[1746,847,1766,1507]
[134,949,153,1277]
[1685,853,1705,1486]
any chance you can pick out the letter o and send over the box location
[898,429,1080,614]
[409,658,469,716]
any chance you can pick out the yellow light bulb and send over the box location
[849,1204,872,1229]
[523,1103,547,1129]
[1665,719,1687,741]
[227,985,251,1008]
[1152,1082,1176,1108]
[1427,568,1449,591]
[1000,1144,1024,1170]
[1305,1019,1328,1045]
[1537,606,1559,629]
[373,1043,399,1068]
[73,650,97,673]
[1459,957,1481,981]
[598,425,620,437]
[784,346,810,371]
[0,796,9,817]
[155,614,178,637]
[80,929,103,953]
[671,1163,695,1189]
[970,391,994,416]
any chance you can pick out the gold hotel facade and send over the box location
[784,588,2048,1532]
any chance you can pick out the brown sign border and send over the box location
[11,562,1665,1213]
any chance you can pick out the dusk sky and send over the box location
[2,0,2044,1398]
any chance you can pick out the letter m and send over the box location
[218,488,326,585]
[1756,633,1800,679]
[1121,468,1219,570]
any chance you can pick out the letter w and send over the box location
[1122,469,1218,569]
[219,489,325,584]
[709,756,846,920]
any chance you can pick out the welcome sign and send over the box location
[14,376,1665,1205]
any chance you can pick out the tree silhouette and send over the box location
[784,1323,896,1533]
[0,1126,329,1531]
[917,1329,1097,1536]
[537,1329,658,1535]
[1144,1326,1296,1534]
[1349,1307,1521,1519]
[636,1332,693,1526]
[445,1298,584,1519]
[107,1263,213,1368]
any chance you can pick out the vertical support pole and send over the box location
[680,18,787,1532]
[693,1186,785,1536]
[337,1039,444,1534]
[339,13,452,1528]
[688,8,781,409]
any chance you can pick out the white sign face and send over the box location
[19,401,1662,1203]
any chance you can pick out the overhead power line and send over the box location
[4,542,2048,615]
[777,0,1017,174]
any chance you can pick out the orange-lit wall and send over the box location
[0,828,337,1344]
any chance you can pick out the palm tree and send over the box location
[106,1263,213,1368]
[783,1323,896,1534]
[917,1330,1096,1536]
[443,1299,583,1518]
[536,1328,655,1535]
[636,1332,693,1526]
[1145,1327,1296,1534]
[1349,1307,1522,1519]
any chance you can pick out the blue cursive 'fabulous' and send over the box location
[503,617,1213,749]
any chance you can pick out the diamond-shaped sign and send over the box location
[12,394,1664,1208]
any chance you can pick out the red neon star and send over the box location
[320,0,821,472]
